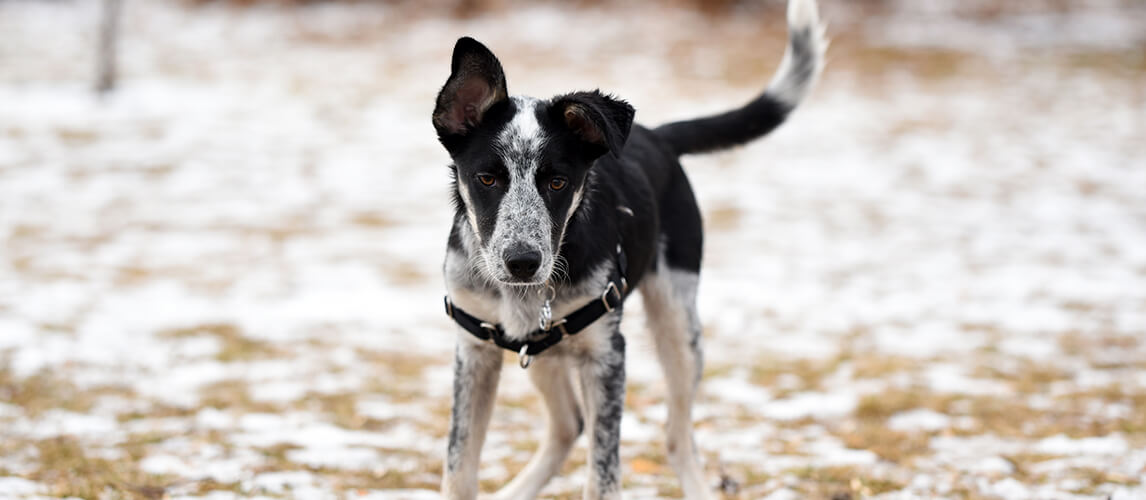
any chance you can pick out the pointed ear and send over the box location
[432,37,509,137]
[552,91,635,160]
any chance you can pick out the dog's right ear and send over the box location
[432,37,509,140]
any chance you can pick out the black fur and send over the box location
[588,330,626,494]
[653,25,819,156]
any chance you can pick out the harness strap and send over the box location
[445,246,628,360]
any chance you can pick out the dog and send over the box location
[435,0,825,498]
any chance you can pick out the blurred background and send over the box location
[1,0,1144,498]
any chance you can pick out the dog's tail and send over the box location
[653,0,827,156]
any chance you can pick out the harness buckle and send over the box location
[518,345,533,369]
[601,281,621,313]
[549,318,569,336]
[479,322,498,343]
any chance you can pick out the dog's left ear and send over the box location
[552,91,635,160]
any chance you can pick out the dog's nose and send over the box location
[504,247,542,280]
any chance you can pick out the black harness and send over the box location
[445,244,628,368]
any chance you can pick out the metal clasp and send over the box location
[538,281,556,331]
[479,322,498,344]
[601,281,621,313]
[518,345,532,369]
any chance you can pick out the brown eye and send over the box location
[477,174,496,187]
[549,177,568,191]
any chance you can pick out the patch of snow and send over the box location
[11,410,119,441]
[286,446,380,470]
[761,391,857,421]
[705,376,772,407]
[963,455,1015,476]
[0,477,44,495]
[806,438,879,466]
[888,409,951,432]
[242,470,322,495]
[925,364,1010,396]
[1035,433,1129,456]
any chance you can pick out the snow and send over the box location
[0,478,44,495]
[285,446,382,470]
[1035,433,1130,456]
[888,409,951,432]
[760,391,858,421]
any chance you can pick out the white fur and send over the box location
[456,181,485,242]
[640,261,710,500]
[484,96,554,285]
[500,96,544,147]
[767,0,828,108]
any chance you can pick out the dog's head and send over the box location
[433,37,635,286]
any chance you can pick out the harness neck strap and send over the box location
[445,244,628,367]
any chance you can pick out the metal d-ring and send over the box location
[538,281,556,331]
[518,345,532,369]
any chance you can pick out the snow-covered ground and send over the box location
[1,1,1144,498]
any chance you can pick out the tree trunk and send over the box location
[96,0,122,95]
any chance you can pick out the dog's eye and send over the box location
[477,174,496,187]
[549,177,568,191]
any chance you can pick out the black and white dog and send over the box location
[435,0,825,498]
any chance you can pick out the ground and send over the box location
[1,1,1144,499]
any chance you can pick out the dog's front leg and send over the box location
[578,330,626,500]
[442,340,503,500]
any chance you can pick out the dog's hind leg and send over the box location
[490,356,582,500]
[641,265,713,500]
[442,340,504,500]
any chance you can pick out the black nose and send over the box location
[504,247,542,280]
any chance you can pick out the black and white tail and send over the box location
[654,0,827,156]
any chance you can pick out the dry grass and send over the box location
[750,354,849,397]
[705,205,743,230]
[26,437,171,500]
[158,323,285,362]
[786,466,904,498]
[0,365,107,418]
[199,379,281,413]
[840,424,932,464]
[294,391,365,429]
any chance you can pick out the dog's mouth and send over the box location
[498,277,547,287]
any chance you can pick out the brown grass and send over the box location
[158,323,285,362]
[750,354,849,397]
[0,365,105,418]
[705,205,743,231]
[785,466,904,498]
[26,437,171,500]
[840,424,931,464]
[199,379,281,413]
